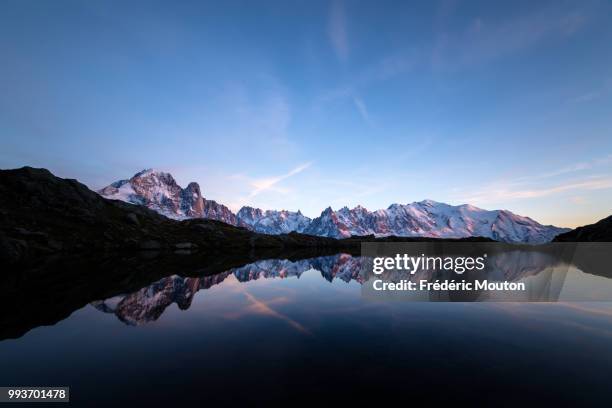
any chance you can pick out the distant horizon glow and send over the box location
[1,0,611,228]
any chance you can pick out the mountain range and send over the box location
[98,169,570,243]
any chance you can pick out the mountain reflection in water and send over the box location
[92,254,364,326]
[91,251,612,326]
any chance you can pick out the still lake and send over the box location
[1,253,612,406]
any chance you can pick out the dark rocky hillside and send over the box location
[553,215,612,242]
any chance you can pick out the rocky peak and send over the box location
[236,206,311,234]
[181,182,204,218]
[99,170,231,223]
[184,182,201,195]
[237,206,264,220]
[321,206,334,216]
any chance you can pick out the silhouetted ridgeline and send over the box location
[0,167,494,264]
[553,215,612,242]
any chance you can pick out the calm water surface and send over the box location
[1,254,612,406]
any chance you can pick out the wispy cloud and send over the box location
[571,91,601,103]
[489,177,611,201]
[318,52,414,103]
[315,51,413,126]
[432,5,589,70]
[242,291,310,334]
[221,281,311,335]
[569,78,612,104]
[221,79,293,146]
[455,155,612,205]
[328,0,349,62]
[513,155,612,183]
[248,162,312,199]
[352,96,373,126]
[459,176,612,205]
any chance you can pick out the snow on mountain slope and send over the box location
[237,206,311,234]
[304,200,569,244]
[98,169,238,225]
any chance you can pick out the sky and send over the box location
[1,0,611,228]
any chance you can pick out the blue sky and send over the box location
[1,0,611,227]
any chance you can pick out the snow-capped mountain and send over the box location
[98,170,569,243]
[237,206,311,234]
[98,169,239,225]
[304,200,569,244]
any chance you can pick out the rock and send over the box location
[14,228,48,240]
[174,242,197,249]
[47,239,64,251]
[126,213,140,226]
[193,223,215,231]
[0,234,28,263]
[121,238,139,250]
[139,240,162,250]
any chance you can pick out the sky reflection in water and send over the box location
[1,255,612,405]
